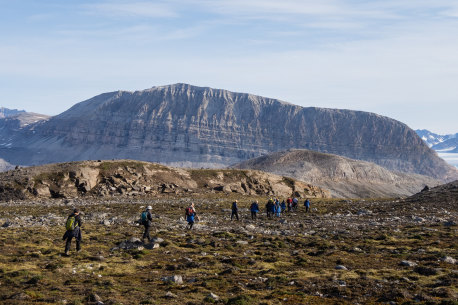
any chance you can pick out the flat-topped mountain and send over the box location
[233,149,441,198]
[0,84,456,180]
[0,107,25,118]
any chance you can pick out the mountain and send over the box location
[0,158,13,172]
[432,138,458,153]
[0,160,330,201]
[0,112,50,162]
[0,84,457,181]
[233,149,440,198]
[0,107,25,118]
[415,129,457,147]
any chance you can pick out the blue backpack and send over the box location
[141,211,148,224]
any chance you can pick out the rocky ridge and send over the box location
[1,84,456,181]
[233,149,441,198]
[0,160,330,201]
[0,107,25,118]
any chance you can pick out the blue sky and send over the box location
[1,0,457,134]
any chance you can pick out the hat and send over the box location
[147,206,152,210]
[73,208,80,213]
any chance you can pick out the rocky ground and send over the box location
[0,185,456,304]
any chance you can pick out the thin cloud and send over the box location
[84,1,179,18]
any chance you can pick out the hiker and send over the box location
[63,208,82,256]
[292,197,299,211]
[274,200,281,217]
[231,200,239,221]
[185,203,198,230]
[250,200,259,220]
[140,206,153,242]
[266,199,274,218]
[304,199,311,213]
[286,197,292,212]
[281,200,286,213]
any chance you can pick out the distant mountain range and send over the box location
[1,84,457,182]
[0,107,25,118]
[416,129,458,152]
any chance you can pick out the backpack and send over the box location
[66,216,77,231]
[185,207,193,216]
[141,211,148,224]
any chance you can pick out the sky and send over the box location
[1,0,457,134]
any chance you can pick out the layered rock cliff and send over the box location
[233,149,441,198]
[1,84,456,181]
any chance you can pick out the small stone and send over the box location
[400,260,417,267]
[444,220,457,227]
[207,292,220,301]
[151,237,164,243]
[91,255,106,262]
[162,275,183,284]
[236,240,248,245]
[337,280,346,286]
[129,237,142,243]
[441,256,456,264]
[335,265,348,270]
[165,291,177,298]
[152,243,160,249]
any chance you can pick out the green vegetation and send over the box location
[0,195,456,304]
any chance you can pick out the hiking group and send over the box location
[62,197,311,255]
[249,197,311,220]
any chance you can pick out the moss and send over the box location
[227,295,253,305]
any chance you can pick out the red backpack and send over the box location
[185,207,193,216]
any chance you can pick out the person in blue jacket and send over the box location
[250,200,259,220]
[185,203,197,230]
[304,199,311,213]
[275,200,281,217]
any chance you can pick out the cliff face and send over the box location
[1,84,456,180]
[233,149,441,198]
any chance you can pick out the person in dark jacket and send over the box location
[141,206,153,242]
[266,199,274,218]
[250,200,259,220]
[63,208,82,256]
[231,200,239,220]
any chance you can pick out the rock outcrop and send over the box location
[405,179,458,204]
[233,149,441,198]
[0,160,330,201]
[1,84,456,181]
